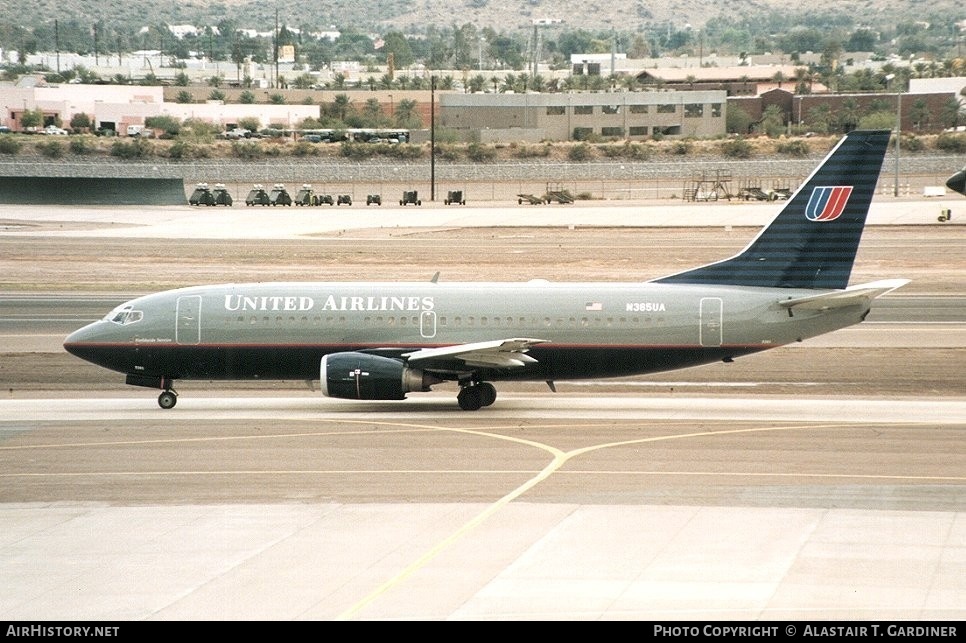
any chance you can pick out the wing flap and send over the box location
[403,338,548,369]
[778,279,910,310]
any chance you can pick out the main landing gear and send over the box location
[457,381,497,411]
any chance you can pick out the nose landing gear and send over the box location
[125,373,179,409]
[158,389,178,409]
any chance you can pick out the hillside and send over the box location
[4,0,962,36]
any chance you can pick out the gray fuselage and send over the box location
[64,280,867,382]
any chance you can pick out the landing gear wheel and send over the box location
[457,386,483,411]
[158,390,178,409]
[478,382,497,407]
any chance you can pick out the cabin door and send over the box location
[699,297,722,347]
[176,295,202,345]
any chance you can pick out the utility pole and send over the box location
[430,76,436,202]
[895,90,901,197]
[274,7,279,89]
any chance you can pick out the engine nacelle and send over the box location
[320,352,438,400]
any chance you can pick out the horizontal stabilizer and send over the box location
[404,338,548,369]
[778,279,910,311]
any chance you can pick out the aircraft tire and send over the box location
[158,391,178,410]
[479,382,497,407]
[457,386,483,411]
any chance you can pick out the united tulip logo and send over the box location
[805,186,853,221]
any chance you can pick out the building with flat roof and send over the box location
[440,90,727,143]
[0,83,320,133]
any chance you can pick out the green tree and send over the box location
[383,31,414,68]
[239,90,255,104]
[21,108,43,131]
[726,106,754,134]
[393,99,422,128]
[837,98,861,132]
[940,98,962,129]
[145,115,181,137]
[362,98,389,127]
[468,74,486,93]
[69,113,92,131]
[238,117,261,132]
[909,98,930,131]
[760,104,785,137]
[331,94,352,121]
[175,91,193,104]
[806,103,834,134]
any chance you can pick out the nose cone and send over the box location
[64,321,107,361]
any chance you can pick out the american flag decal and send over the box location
[585,302,603,311]
[805,186,853,221]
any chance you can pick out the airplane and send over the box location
[64,129,907,411]
[947,165,966,197]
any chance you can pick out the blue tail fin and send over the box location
[655,130,891,290]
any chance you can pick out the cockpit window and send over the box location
[107,306,143,325]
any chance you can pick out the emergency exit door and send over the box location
[700,297,722,347]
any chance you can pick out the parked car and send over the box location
[42,125,68,136]
[224,128,252,140]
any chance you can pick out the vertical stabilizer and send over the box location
[655,130,891,290]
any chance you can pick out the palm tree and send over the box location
[910,98,930,131]
[838,98,861,133]
[807,103,833,133]
[393,98,421,129]
[332,94,352,122]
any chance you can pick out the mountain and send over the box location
[4,0,962,35]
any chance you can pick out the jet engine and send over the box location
[320,352,439,400]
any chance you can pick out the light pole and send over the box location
[430,76,436,202]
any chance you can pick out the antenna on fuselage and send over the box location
[430,271,440,283]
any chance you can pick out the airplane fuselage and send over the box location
[61,130,901,410]
[65,280,866,383]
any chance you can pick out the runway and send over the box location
[0,200,964,620]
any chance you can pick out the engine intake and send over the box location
[320,352,439,400]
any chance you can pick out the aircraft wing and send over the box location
[403,338,549,369]
[778,279,910,311]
